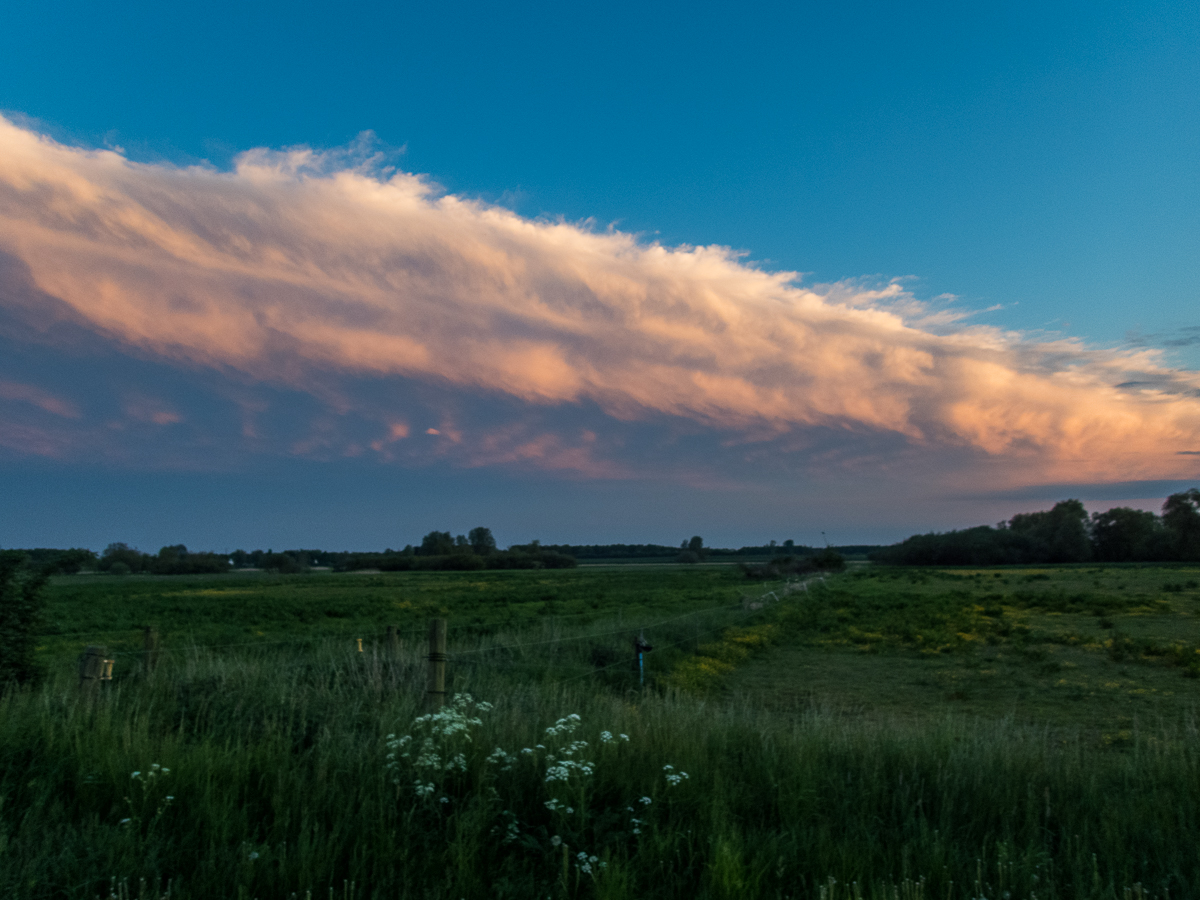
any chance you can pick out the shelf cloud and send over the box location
[1,114,1199,487]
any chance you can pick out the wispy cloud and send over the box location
[0,379,79,418]
[1,115,1199,488]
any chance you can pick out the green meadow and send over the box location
[2,564,1198,899]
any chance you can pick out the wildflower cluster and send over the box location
[384,696,693,881]
[385,694,493,802]
[541,715,594,784]
[663,764,690,787]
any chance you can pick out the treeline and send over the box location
[538,539,820,561]
[872,489,1200,566]
[0,528,580,575]
[1,530,869,577]
[326,529,576,572]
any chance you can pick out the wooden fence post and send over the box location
[143,627,160,674]
[78,645,111,688]
[426,618,447,708]
[386,625,400,656]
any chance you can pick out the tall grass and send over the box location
[2,618,1198,898]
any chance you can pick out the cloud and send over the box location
[0,379,79,418]
[1,114,1200,488]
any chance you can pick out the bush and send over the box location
[0,551,49,687]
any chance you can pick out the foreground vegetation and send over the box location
[2,564,1198,898]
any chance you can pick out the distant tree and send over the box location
[157,544,188,565]
[419,531,455,556]
[810,548,846,571]
[453,534,471,554]
[677,535,706,564]
[493,541,576,570]
[18,548,96,574]
[1007,500,1091,563]
[538,550,577,569]
[260,551,303,574]
[468,527,497,555]
[0,551,49,687]
[739,547,844,579]
[1090,507,1166,562]
[1163,489,1200,560]
[99,542,148,574]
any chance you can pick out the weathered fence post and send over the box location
[426,618,447,708]
[78,645,112,688]
[386,625,400,656]
[143,627,160,674]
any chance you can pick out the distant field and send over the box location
[37,562,1200,729]
[36,566,745,669]
[727,564,1200,735]
[3,563,1197,898]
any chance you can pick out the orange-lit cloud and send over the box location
[1,115,1199,487]
[0,379,79,418]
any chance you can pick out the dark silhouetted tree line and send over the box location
[96,543,232,575]
[8,548,97,574]
[324,530,576,572]
[871,491,1200,565]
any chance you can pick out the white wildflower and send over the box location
[665,767,689,787]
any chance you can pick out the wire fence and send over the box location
[45,575,829,688]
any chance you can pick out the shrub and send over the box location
[0,551,49,687]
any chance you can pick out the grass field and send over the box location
[727,565,1200,734]
[2,564,1198,898]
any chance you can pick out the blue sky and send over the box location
[1,0,1198,551]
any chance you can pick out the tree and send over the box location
[677,535,707,564]
[1163,489,1200,560]
[0,551,49,687]
[99,542,147,573]
[1007,499,1091,563]
[811,548,846,571]
[419,531,455,556]
[468,527,497,555]
[1090,507,1165,562]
